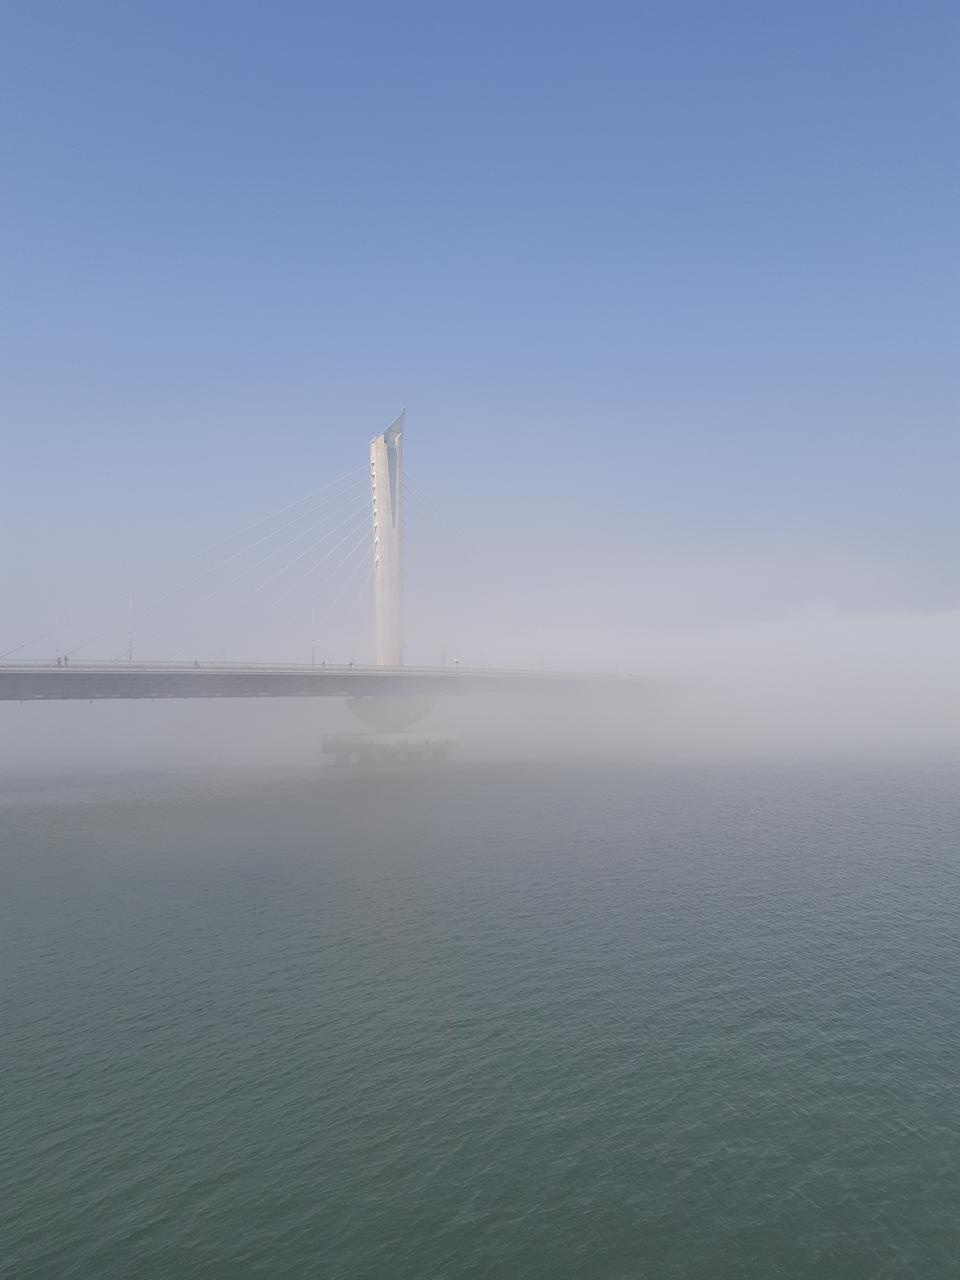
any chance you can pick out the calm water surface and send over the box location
[2,762,959,1278]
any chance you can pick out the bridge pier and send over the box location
[321,731,458,768]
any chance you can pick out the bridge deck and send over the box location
[0,662,635,702]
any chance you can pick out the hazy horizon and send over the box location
[3,2,958,765]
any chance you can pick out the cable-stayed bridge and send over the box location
[0,415,636,717]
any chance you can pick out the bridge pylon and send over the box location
[370,413,404,667]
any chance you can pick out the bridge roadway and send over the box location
[0,661,634,702]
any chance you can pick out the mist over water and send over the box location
[4,761,959,1279]
[3,600,959,782]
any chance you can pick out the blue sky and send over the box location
[2,1,957,662]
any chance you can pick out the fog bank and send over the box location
[1,607,957,779]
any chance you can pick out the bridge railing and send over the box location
[0,659,636,683]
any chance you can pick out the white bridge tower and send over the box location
[370,413,404,666]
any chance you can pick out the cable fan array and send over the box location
[160,464,378,660]
[1,461,488,666]
[3,465,379,665]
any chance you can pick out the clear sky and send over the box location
[2,1,957,666]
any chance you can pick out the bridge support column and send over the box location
[370,413,404,667]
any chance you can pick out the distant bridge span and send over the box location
[0,661,636,703]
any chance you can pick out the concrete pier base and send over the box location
[321,731,458,767]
